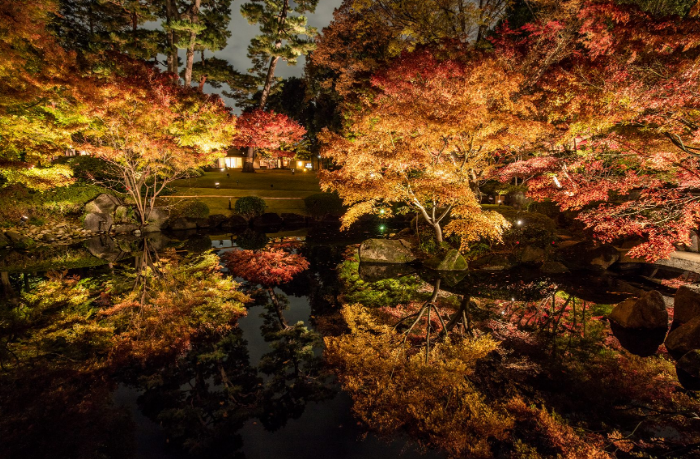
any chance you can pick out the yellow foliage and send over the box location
[325,304,513,458]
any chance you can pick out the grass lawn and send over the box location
[172,169,321,192]
[166,170,322,216]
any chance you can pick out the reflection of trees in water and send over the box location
[327,259,700,459]
[0,243,249,459]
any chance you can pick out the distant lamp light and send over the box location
[516,220,523,226]
[215,182,220,189]
[317,154,321,159]
[379,224,386,232]
[379,209,385,215]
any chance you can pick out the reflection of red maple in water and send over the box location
[223,248,310,329]
[223,248,309,287]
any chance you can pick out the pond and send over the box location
[1,226,699,459]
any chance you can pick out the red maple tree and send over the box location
[494,0,700,261]
[232,109,306,160]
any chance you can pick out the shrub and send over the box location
[303,192,344,218]
[172,200,210,219]
[234,196,266,219]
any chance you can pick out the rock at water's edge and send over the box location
[359,239,417,264]
[424,249,468,271]
[609,290,668,329]
[674,286,700,324]
[665,316,700,357]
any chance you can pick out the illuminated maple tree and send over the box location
[495,0,700,261]
[74,62,236,227]
[320,48,550,249]
[232,109,306,162]
[0,0,82,190]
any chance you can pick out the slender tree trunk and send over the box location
[184,0,202,87]
[165,0,179,78]
[433,223,443,243]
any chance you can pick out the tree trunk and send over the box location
[184,0,202,87]
[433,223,443,243]
[165,0,179,78]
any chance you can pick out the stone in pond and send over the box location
[674,286,700,324]
[665,316,700,357]
[608,290,668,329]
[143,207,169,233]
[424,249,468,271]
[359,239,416,264]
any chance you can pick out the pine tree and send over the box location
[238,0,319,172]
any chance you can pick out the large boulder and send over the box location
[609,290,668,329]
[113,205,134,223]
[169,217,197,231]
[143,207,169,233]
[220,215,249,232]
[674,286,700,324]
[424,249,468,271]
[85,194,121,214]
[251,213,283,231]
[359,239,417,264]
[665,316,700,357]
[83,212,113,233]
